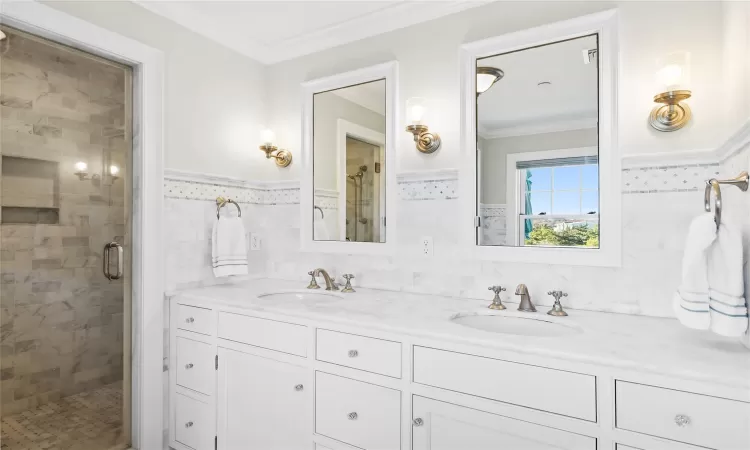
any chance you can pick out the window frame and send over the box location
[506,147,599,246]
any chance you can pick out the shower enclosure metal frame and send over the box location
[0,2,165,449]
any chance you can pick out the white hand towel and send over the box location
[707,217,749,336]
[673,213,716,330]
[212,216,248,278]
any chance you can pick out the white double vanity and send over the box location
[167,8,750,450]
[168,279,749,450]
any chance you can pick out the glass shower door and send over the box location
[0,25,132,450]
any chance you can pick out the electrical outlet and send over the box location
[249,233,261,251]
[421,236,433,256]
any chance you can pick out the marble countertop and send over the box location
[172,278,750,390]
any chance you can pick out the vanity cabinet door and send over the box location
[216,347,310,450]
[412,396,596,450]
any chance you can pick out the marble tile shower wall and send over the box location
[0,28,127,414]
[164,150,748,319]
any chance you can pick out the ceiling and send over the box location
[133,1,487,64]
[478,34,599,139]
[331,80,386,115]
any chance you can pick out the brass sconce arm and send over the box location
[259,144,293,167]
[649,89,692,132]
[406,124,441,154]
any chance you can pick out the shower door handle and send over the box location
[103,242,124,281]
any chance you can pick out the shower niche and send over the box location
[1,155,60,224]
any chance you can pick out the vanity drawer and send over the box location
[176,337,214,395]
[315,372,401,450]
[217,312,307,357]
[615,381,750,449]
[175,393,214,450]
[316,329,401,378]
[413,346,596,421]
[177,304,213,335]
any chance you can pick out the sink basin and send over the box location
[258,291,342,302]
[451,313,581,337]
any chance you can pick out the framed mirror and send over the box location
[301,62,398,254]
[460,11,620,266]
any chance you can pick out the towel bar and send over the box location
[216,197,242,219]
[703,171,748,229]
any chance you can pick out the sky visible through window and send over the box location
[525,164,598,215]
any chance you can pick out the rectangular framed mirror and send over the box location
[460,11,620,266]
[301,62,398,254]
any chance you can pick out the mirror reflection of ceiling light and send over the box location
[476,67,505,94]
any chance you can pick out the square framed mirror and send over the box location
[301,61,398,255]
[459,11,621,266]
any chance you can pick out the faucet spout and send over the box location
[515,283,536,312]
[312,268,339,291]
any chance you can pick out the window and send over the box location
[516,155,599,248]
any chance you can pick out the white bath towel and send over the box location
[706,217,749,336]
[673,213,716,330]
[212,216,248,278]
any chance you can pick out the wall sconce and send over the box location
[649,52,691,132]
[109,165,120,182]
[259,128,292,167]
[74,161,95,181]
[405,97,441,154]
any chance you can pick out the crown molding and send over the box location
[132,0,489,65]
[479,117,597,139]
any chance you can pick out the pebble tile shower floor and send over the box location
[0,383,126,450]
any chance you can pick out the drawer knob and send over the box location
[348,350,359,358]
[413,418,424,427]
[294,384,304,391]
[348,412,358,420]
[185,363,194,369]
[185,421,193,428]
[674,414,691,427]
[185,317,195,323]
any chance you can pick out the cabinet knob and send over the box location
[348,412,358,420]
[294,384,304,391]
[185,317,194,323]
[674,414,691,427]
[413,418,424,427]
[185,363,194,369]
[348,350,359,358]
[185,421,193,428]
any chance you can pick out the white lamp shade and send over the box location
[476,73,497,94]
[110,165,120,176]
[74,161,88,172]
[260,128,276,146]
[656,52,690,91]
[406,97,428,125]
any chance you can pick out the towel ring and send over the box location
[704,179,722,229]
[216,197,242,219]
[703,171,749,229]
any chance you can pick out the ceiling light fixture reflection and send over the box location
[476,66,505,95]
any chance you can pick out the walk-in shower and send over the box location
[0,25,131,450]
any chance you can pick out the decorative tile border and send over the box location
[621,163,721,194]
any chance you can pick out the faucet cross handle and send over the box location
[546,290,568,317]
[342,274,356,293]
[307,271,320,289]
[487,285,506,310]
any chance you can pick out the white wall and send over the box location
[43,1,268,179]
[721,1,750,135]
[480,128,598,204]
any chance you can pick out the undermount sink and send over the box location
[451,313,581,337]
[258,291,342,302]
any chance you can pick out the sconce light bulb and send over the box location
[656,64,683,91]
[110,165,120,176]
[75,161,88,173]
[260,128,276,146]
[410,104,426,124]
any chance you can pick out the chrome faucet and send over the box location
[515,284,536,312]
[309,268,339,291]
